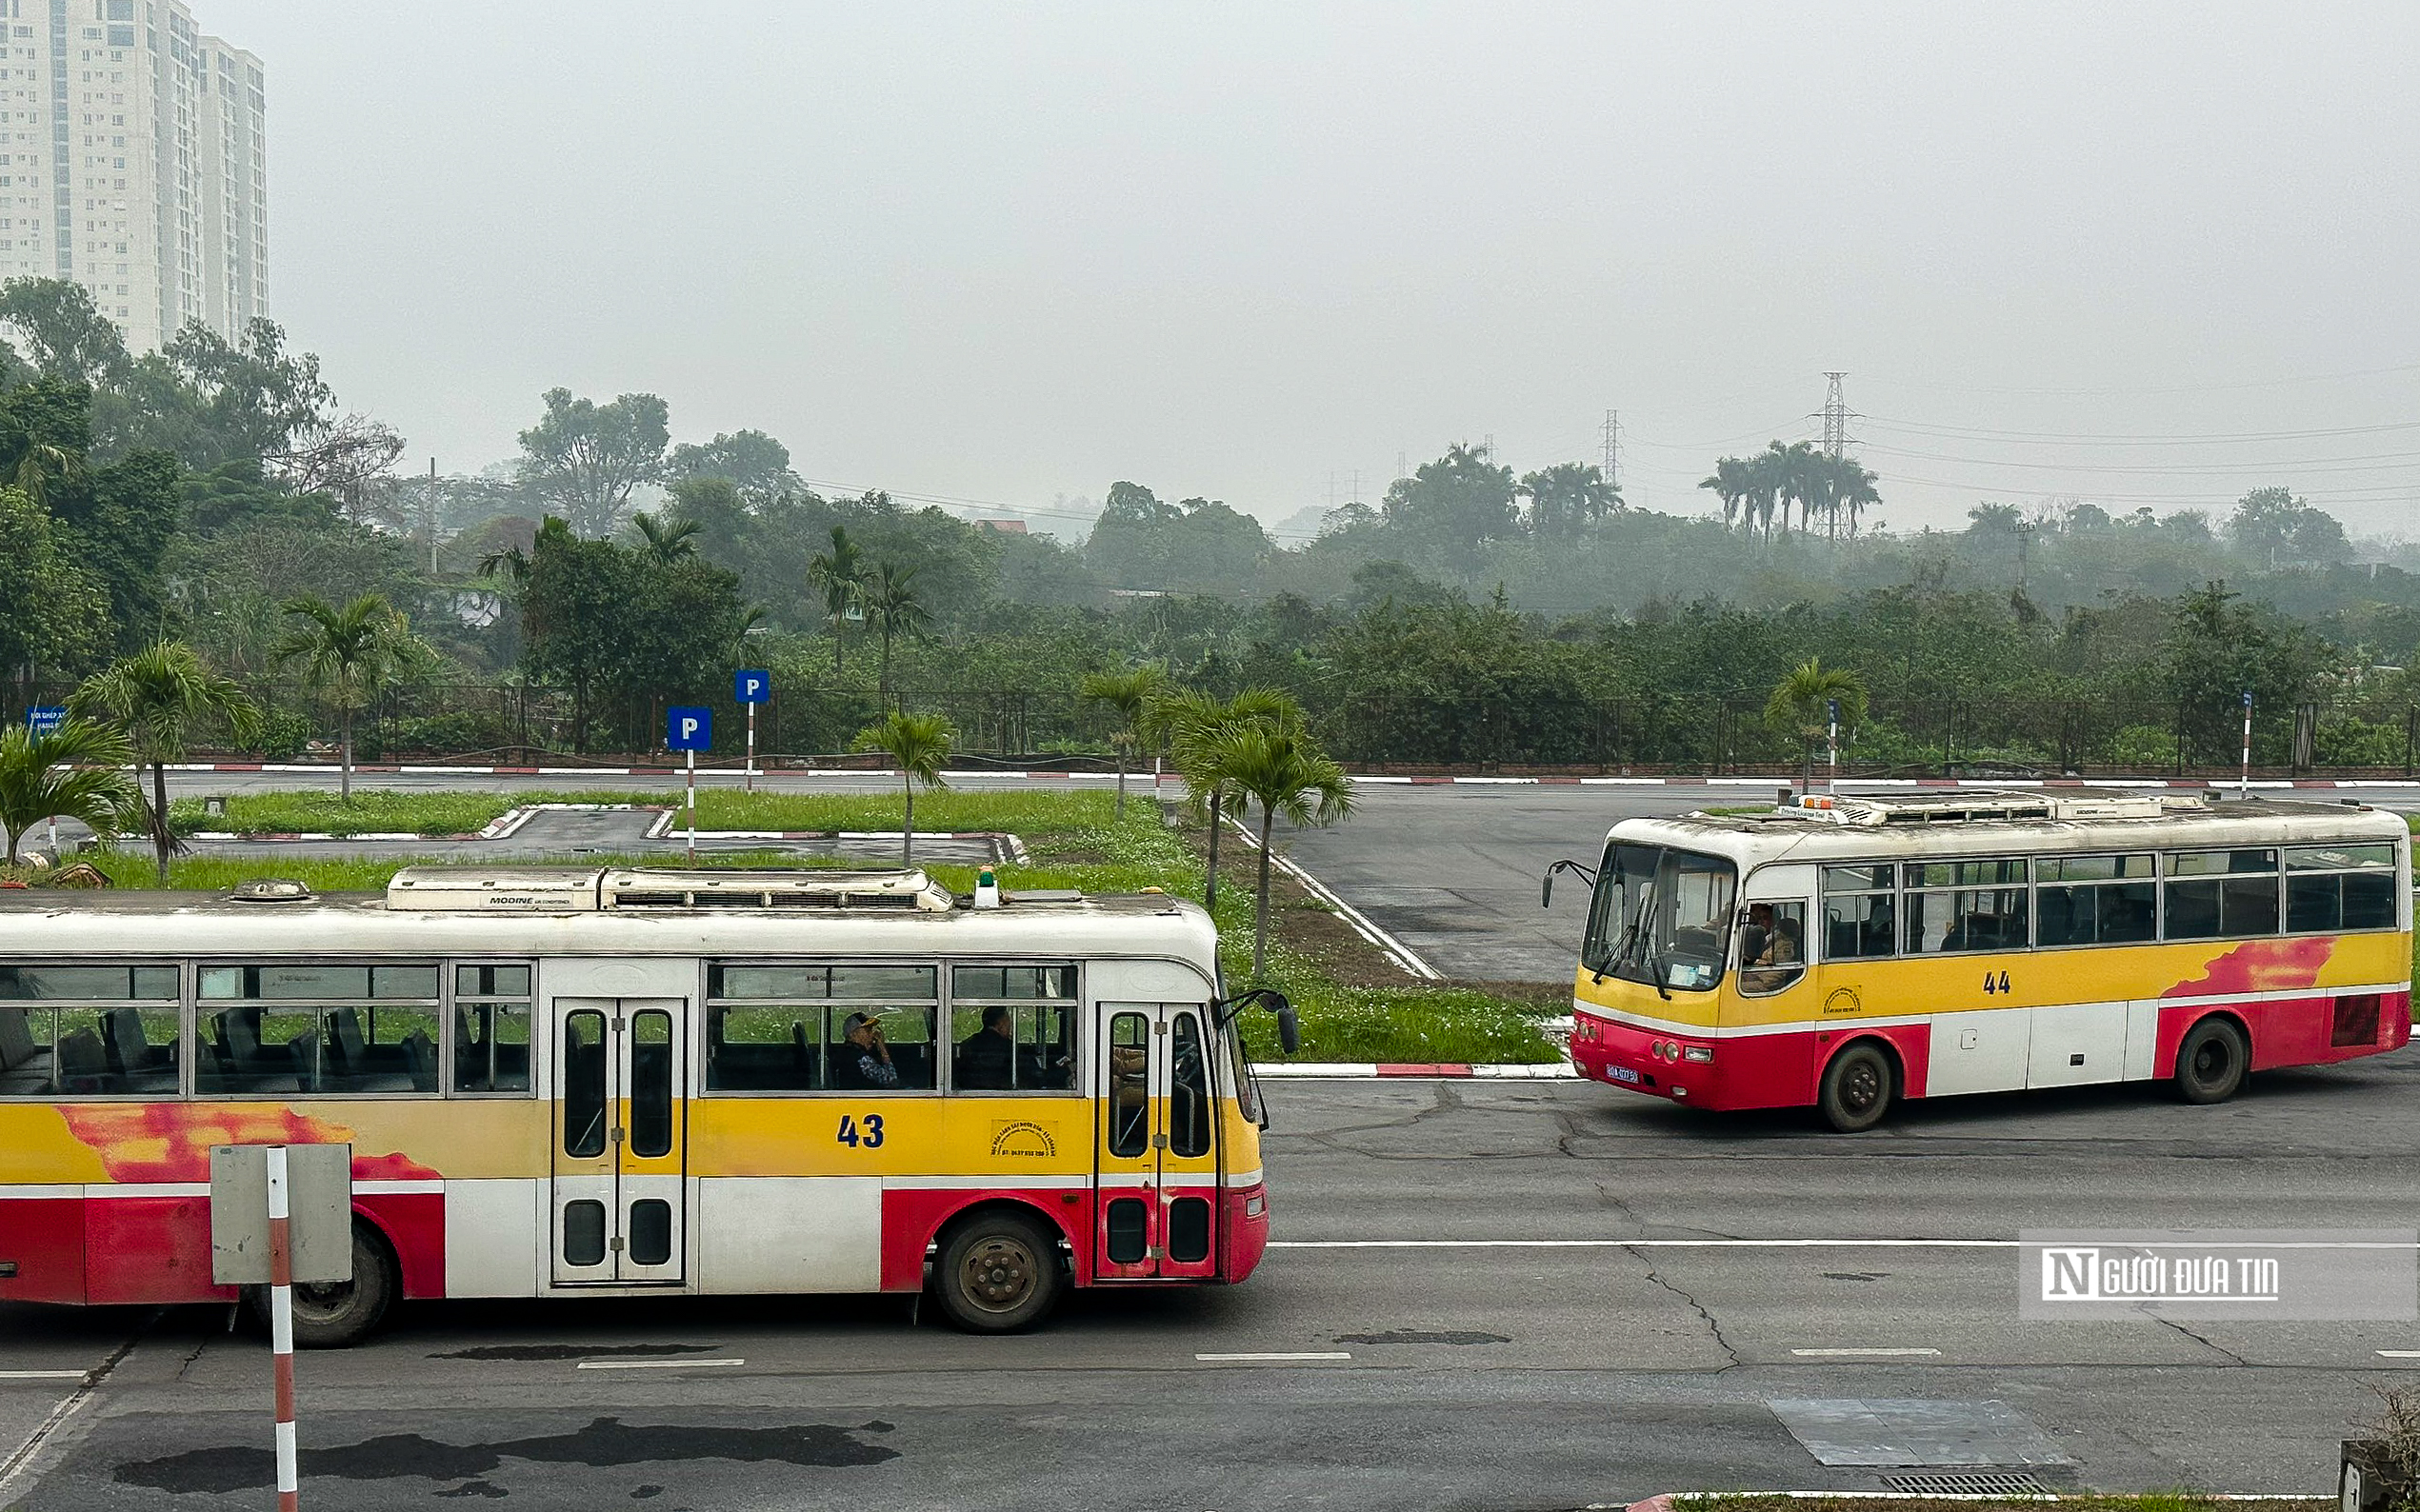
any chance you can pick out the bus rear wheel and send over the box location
[2174,1018,2250,1104]
[250,1222,396,1349]
[932,1210,1064,1334]
[1817,1042,1894,1133]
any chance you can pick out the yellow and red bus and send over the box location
[0,866,1283,1343]
[1553,791,2410,1130]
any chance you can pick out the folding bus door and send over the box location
[550,998,687,1285]
[1093,1002,1221,1282]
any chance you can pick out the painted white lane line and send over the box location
[574,1358,747,1371]
[2379,1351,2420,1359]
[0,1372,90,1382]
[1224,817,1443,981]
[1270,1239,2020,1249]
[1194,1352,1352,1363]
[1790,1347,1943,1358]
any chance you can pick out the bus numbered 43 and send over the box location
[1545,790,2411,1131]
[0,866,1294,1344]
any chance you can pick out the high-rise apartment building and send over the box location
[0,0,262,352]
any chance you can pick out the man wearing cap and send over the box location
[842,1012,902,1089]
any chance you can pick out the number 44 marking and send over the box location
[837,1113,886,1149]
[1982,969,2012,995]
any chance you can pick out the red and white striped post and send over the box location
[745,702,756,792]
[265,1144,302,1512]
[686,746,698,863]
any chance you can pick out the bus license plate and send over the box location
[1608,1064,1640,1084]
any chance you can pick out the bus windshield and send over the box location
[1582,844,1738,991]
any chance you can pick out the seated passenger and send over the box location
[840,1012,902,1090]
[956,1005,1016,1090]
[1740,916,1804,993]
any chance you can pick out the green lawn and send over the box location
[80,786,1562,1064]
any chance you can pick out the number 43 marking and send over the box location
[1981,969,2012,995]
[837,1113,886,1149]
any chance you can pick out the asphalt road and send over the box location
[6,1066,2419,1510]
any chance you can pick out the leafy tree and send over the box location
[1764,655,1868,792]
[807,525,866,673]
[0,718,138,865]
[1381,444,1519,567]
[50,449,182,649]
[1200,721,1353,978]
[1079,664,1166,817]
[2228,487,2349,568]
[515,388,670,538]
[69,639,259,884]
[863,562,929,700]
[0,483,108,676]
[0,277,128,387]
[272,593,430,802]
[668,428,796,505]
[852,711,952,865]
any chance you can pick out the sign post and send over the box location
[210,1142,352,1512]
[667,706,712,861]
[1826,698,1840,794]
[25,705,64,735]
[733,670,770,792]
[2240,689,2253,798]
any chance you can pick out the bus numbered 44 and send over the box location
[1546,790,2411,1131]
[0,866,1294,1344]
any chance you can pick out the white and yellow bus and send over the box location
[1553,791,2411,1130]
[0,866,1285,1343]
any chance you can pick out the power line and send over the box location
[1859,358,2420,398]
[1858,443,2420,475]
[1862,415,2420,447]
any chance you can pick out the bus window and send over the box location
[562,1009,608,1158]
[950,965,1079,1092]
[2034,854,2155,946]
[705,963,939,1093]
[452,965,532,1095]
[1170,1010,1212,1158]
[1904,860,2028,953]
[196,962,440,1096]
[2166,849,2279,940]
[1584,846,1735,990]
[1820,866,1895,959]
[629,1010,673,1158]
[0,965,179,1097]
[2286,844,2398,933]
[1738,902,1806,995]
[1108,1011,1149,1157]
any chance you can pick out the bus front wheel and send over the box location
[2174,1018,2250,1104]
[1817,1042,1894,1133]
[248,1221,396,1349]
[932,1210,1064,1334]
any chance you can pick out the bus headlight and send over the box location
[1683,1045,1714,1064]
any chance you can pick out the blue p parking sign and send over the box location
[666,706,712,751]
[26,706,64,734]
[733,670,770,705]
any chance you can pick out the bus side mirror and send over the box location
[1543,859,1596,910]
[1273,996,1300,1057]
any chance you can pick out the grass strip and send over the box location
[83,789,1562,1064]
[1677,1499,2316,1512]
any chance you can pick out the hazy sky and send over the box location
[209,1,2420,539]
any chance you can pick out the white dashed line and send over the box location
[2378,1351,2420,1359]
[1194,1352,1352,1363]
[1790,1347,1943,1358]
[574,1358,747,1370]
[0,1372,90,1381]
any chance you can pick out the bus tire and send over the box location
[251,1220,397,1349]
[1817,1041,1894,1133]
[2174,1017,2250,1104]
[931,1208,1064,1334]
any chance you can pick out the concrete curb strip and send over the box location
[1617,1497,2330,1508]
[1254,1063,1576,1078]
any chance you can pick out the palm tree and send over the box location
[1206,722,1354,980]
[807,525,866,675]
[0,719,139,865]
[630,510,700,565]
[69,639,260,885]
[1079,664,1167,819]
[271,593,429,803]
[862,562,929,701]
[1159,686,1303,912]
[1839,462,1881,538]
[1765,656,1869,795]
[1744,447,1785,541]
[1522,461,1620,538]
[851,710,952,865]
[12,439,78,508]
[1699,456,1752,532]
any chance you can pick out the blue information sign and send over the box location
[26,705,64,734]
[733,669,771,705]
[666,706,712,751]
